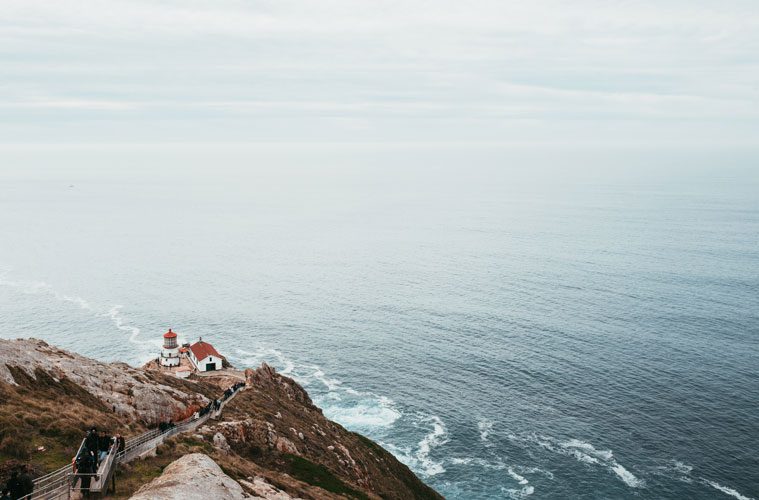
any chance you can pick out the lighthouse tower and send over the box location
[160,328,180,367]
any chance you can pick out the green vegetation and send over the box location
[283,454,369,500]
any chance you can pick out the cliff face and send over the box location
[0,338,442,500]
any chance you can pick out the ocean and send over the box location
[1,144,757,499]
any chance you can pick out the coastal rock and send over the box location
[213,432,231,454]
[238,477,295,499]
[129,453,251,499]
[0,338,209,423]
[245,364,315,407]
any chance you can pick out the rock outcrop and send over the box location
[130,453,251,499]
[0,338,212,423]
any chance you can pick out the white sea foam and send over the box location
[0,276,92,310]
[478,419,494,445]
[703,480,755,500]
[322,401,401,428]
[448,457,507,470]
[561,439,614,461]
[673,461,693,475]
[503,485,535,499]
[515,434,645,489]
[106,305,142,344]
[514,466,554,480]
[504,466,535,498]
[416,416,449,475]
[380,415,449,477]
[612,463,645,488]
[450,457,473,465]
[508,467,529,485]
[655,460,693,483]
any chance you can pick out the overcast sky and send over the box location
[2,0,758,146]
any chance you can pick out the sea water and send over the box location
[1,144,757,499]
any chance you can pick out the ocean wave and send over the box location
[504,485,535,499]
[448,457,507,470]
[508,467,529,485]
[0,272,158,360]
[514,466,554,480]
[320,400,401,429]
[417,415,450,475]
[504,467,535,498]
[703,480,755,500]
[654,459,694,483]
[381,415,449,476]
[512,433,645,489]
[611,463,645,488]
[0,275,92,310]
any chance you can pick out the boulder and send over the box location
[129,453,251,499]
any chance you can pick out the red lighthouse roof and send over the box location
[163,328,177,339]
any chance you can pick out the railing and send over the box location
[18,438,87,499]
[22,384,245,499]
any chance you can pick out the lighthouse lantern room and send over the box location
[160,328,180,367]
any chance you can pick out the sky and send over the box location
[1,0,758,147]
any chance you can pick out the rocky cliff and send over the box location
[0,338,442,500]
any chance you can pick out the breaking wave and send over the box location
[381,415,449,476]
[703,480,754,500]
[511,434,645,488]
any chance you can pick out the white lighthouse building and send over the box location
[160,328,180,367]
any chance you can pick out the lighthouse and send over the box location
[160,328,180,367]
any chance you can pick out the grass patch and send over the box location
[283,454,368,500]
[0,365,145,486]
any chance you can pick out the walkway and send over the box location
[22,383,245,500]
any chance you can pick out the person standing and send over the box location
[77,451,96,498]
[84,428,98,454]
[4,471,21,500]
[116,434,125,454]
[17,467,33,500]
[97,431,111,464]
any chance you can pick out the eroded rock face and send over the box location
[129,453,251,500]
[238,477,295,500]
[245,363,314,407]
[0,338,208,423]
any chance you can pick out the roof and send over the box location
[189,340,222,361]
[163,328,177,339]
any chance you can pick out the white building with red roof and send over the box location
[188,337,222,372]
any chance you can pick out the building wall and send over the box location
[160,347,180,367]
[196,355,221,371]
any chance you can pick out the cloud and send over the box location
[1,0,758,145]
